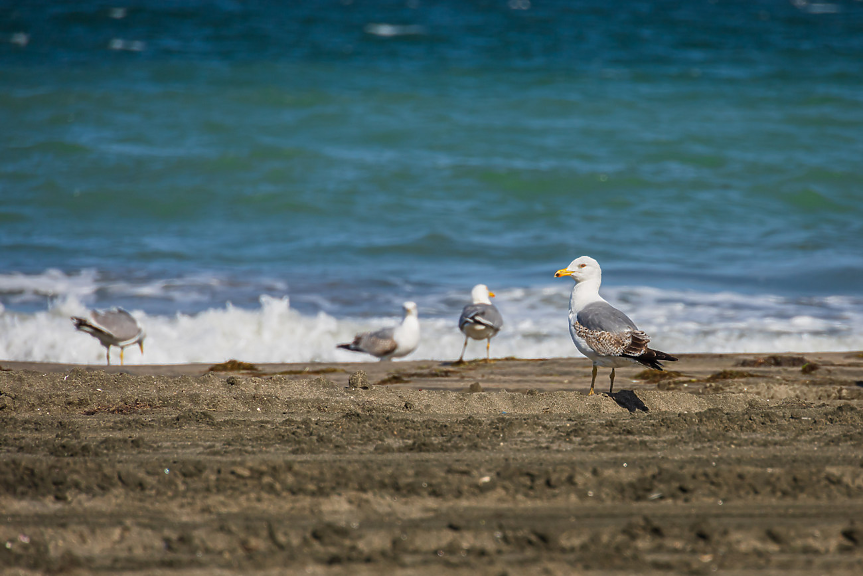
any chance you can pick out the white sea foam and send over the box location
[363,23,426,37]
[0,269,287,307]
[0,269,100,304]
[1,285,862,365]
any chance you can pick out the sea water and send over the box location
[1,1,862,364]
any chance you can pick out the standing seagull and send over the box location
[71,308,146,366]
[457,284,504,362]
[337,301,420,361]
[554,256,677,395]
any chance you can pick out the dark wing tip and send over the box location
[629,347,678,370]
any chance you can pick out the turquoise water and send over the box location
[1,1,862,363]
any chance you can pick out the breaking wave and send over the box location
[1,279,861,365]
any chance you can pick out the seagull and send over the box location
[71,308,146,366]
[337,301,420,361]
[555,256,677,395]
[457,284,504,362]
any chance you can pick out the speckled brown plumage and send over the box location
[572,321,650,358]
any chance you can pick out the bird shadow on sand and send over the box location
[610,390,649,413]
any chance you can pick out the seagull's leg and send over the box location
[588,365,597,396]
[486,338,491,361]
[105,346,111,366]
[120,347,125,366]
[608,368,616,395]
[458,336,469,363]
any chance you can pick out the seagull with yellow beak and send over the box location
[457,284,504,362]
[555,256,677,395]
[71,307,146,366]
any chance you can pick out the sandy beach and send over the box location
[2,351,863,575]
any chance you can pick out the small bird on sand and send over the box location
[457,284,504,362]
[337,301,420,361]
[71,308,146,366]
[555,256,677,395]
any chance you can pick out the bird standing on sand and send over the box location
[71,308,146,366]
[457,284,504,362]
[554,256,677,395]
[337,301,420,361]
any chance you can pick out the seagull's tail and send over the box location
[635,348,678,371]
[71,316,105,337]
[622,331,677,370]
[337,342,361,352]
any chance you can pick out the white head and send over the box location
[402,301,418,317]
[470,284,495,305]
[554,256,602,284]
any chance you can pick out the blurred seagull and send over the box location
[555,256,677,395]
[71,308,146,366]
[457,284,503,362]
[337,301,420,361]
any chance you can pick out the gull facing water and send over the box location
[555,256,677,395]
[457,284,504,362]
[337,301,420,361]
[71,308,146,366]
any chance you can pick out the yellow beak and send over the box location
[488,291,495,298]
[555,269,574,278]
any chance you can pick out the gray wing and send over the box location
[355,327,399,357]
[459,303,504,332]
[576,302,637,334]
[91,308,141,341]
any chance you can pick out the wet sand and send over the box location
[2,351,863,575]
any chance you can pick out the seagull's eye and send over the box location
[578,263,587,268]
